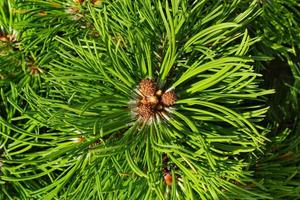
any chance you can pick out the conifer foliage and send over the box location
[0,0,299,199]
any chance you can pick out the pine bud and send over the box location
[71,136,85,143]
[161,91,176,106]
[0,34,17,43]
[28,65,43,75]
[38,11,47,16]
[0,36,8,42]
[139,79,156,97]
[137,104,153,121]
[164,173,172,186]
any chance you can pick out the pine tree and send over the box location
[0,0,299,199]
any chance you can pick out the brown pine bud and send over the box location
[28,65,43,75]
[38,11,47,16]
[137,104,153,121]
[164,173,172,186]
[72,136,85,143]
[139,79,156,97]
[0,36,8,42]
[161,91,176,106]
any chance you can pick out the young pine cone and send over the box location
[161,91,176,106]
[139,79,156,97]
